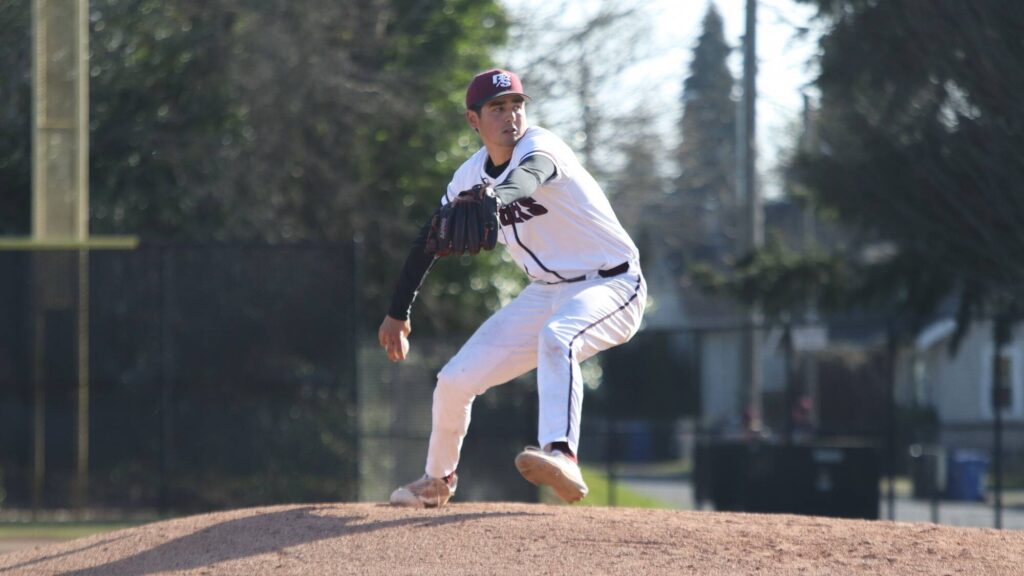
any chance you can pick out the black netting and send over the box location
[0,245,357,512]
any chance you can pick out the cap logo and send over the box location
[492,73,512,88]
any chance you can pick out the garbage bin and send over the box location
[909,444,946,500]
[699,439,879,519]
[618,421,654,462]
[946,450,988,501]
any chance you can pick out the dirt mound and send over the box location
[2,503,1022,575]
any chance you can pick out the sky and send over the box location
[500,0,824,197]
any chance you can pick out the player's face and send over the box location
[467,95,528,161]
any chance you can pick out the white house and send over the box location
[902,318,1024,451]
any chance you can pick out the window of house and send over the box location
[980,346,1023,419]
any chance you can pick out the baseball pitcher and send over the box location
[379,69,647,507]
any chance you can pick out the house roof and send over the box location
[915,318,957,351]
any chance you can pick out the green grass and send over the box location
[0,522,138,540]
[879,476,913,497]
[536,465,669,508]
[612,459,693,478]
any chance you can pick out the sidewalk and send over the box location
[881,496,1024,530]
[618,477,1024,530]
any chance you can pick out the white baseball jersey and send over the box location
[442,126,639,283]
[420,124,647,481]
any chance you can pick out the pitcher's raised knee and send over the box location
[435,360,485,400]
[539,322,574,357]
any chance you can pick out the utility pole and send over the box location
[992,316,1008,530]
[738,0,763,433]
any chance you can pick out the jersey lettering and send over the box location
[446,126,638,283]
[500,198,549,225]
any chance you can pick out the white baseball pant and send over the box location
[425,265,646,478]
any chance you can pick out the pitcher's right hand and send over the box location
[378,315,411,362]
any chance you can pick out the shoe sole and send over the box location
[515,453,588,503]
[389,496,449,508]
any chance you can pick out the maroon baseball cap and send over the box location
[465,69,530,110]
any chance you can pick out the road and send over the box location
[618,477,1024,530]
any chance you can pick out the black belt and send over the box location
[561,261,630,284]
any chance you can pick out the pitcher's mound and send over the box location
[2,502,1021,575]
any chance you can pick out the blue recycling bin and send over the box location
[946,450,989,501]
[619,421,654,462]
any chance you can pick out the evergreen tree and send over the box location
[672,4,737,269]
[706,0,1024,347]
[791,0,1024,340]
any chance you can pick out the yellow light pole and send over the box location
[31,0,90,514]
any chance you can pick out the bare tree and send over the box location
[501,0,654,182]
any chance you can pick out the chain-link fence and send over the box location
[357,338,538,503]
[681,321,1024,527]
[355,326,700,506]
[0,244,358,513]
[2,244,1023,527]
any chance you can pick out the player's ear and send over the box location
[465,109,480,132]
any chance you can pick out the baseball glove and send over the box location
[425,184,499,257]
